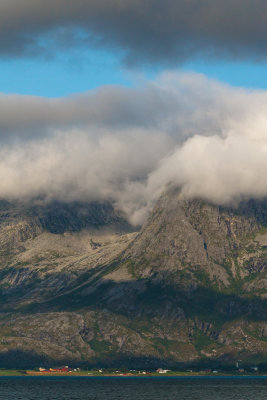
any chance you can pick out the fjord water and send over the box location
[0,377,266,400]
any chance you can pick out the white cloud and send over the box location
[1,72,267,224]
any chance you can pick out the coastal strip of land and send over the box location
[0,369,266,377]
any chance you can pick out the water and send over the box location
[0,376,266,400]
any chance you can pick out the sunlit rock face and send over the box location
[0,194,266,368]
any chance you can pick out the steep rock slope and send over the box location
[0,193,266,368]
[123,190,267,291]
[0,199,136,307]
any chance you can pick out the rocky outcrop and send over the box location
[0,194,266,368]
[123,190,267,289]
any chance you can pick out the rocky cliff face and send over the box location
[0,193,266,368]
[123,190,267,289]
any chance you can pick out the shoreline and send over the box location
[0,370,266,378]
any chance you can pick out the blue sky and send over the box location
[1,48,267,98]
[1,1,267,97]
[0,49,132,97]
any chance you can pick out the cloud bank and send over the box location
[1,0,267,63]
[1,72,267,224]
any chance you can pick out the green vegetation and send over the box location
[192,331,216,352]
[0,369,27,376]
[89,339,110,353]
[151,338,181,353]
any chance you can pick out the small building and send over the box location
[47,366,70,373]
[157,368,170,374]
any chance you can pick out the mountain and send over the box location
[0,192,266,369]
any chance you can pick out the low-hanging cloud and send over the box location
[1,0,267,63]
[1,72,267,224]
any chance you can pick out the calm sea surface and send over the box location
[0,376,266,400]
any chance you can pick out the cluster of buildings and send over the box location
[39,366,78,373]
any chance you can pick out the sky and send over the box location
[1,0,267,224]
[2,0,267,96]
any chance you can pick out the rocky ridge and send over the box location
[0,193,266,368]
